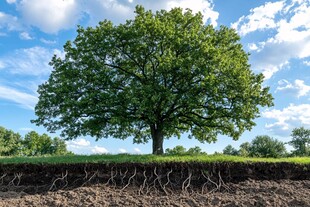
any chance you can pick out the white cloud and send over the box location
[133,147,141,154]
[66,139,109,154]
[119,148,127,153]
[232,1,284,36]
[19,127,33,131]
[166,0,218,26]
[0,11,21,31]
[304,60,310,66]
[248,43,258,51]
[7,0,218,34]
[0,61,4,69]
[0,85,38,110]
[19,31,33,40]
[6,0,16,4]
[0,46,62,76]
[91,146,108,154]
[40,38,56,45]
[263,104,310,136]
[70,138,91,147]
[248,42,266,52]
[83,0,218,27]
[234,0,310,79]
[17,0,80,33]
[276,79,310,98]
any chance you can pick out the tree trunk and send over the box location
[151,124,164,155]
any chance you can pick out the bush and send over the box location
[289,127,310,156]
[223,145,239,156]
[249,135,286,158]
[165,145,205,155]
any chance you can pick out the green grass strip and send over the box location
[0,154,310,164]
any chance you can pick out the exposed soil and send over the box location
[0,162,309,206]
[1,180,310,207]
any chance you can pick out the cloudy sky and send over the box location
[0,0,309,154]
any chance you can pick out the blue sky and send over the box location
[0,0,309,154]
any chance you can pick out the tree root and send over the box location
[138,170,147,195]
[49,170,68,191]
[105,167,117,187]
[120,168,128,186]
[200,170,231,194]
[8,173,23,186]
[0,173,7,185]
[82,170,98,187]
[121,167,136,191]
[163,168,173,194]
[182,169,192,194]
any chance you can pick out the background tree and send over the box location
[222,144,239,156]
[239,142,250,157]
[22,131,71,156]
[50,137,71,155]
[289,127,310,156]
[165,145,187,155]
[0,127,22,156]
[22,131,52,156]
[165,145,205,155]
[249,135,286,158]
[32,6,273,154]
[187,146,204,154]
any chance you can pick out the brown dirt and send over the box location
[0,179,309,207]
[0,162,310,206]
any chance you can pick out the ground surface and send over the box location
[0,162,309,206]
[0,179,309,207]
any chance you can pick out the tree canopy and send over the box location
[248,135,286,158]
[222,144,239,156]
[0,126,22,156]
[0,126,71,156]
[289,127,310,156]
[32,6,273,154]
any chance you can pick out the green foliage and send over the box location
[32,6,273,154]
[0,154,310,164]
[249,135,286,158]
[239,142,251,157]
[51,137,71,155]
[0,126,71,157]
[165,145,204,155]
[22,131,71,156]
[223,144,239,156]
[0,127,22,156]
[165,145,187,155]
[289,127,310,156]
[187,146,204,154]
[23,131,52,156]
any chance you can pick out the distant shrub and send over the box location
[223,145,239,156]
[249,135,286,158]
[165,145,206,155]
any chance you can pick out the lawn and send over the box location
[0,154,310,164]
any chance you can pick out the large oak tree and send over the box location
[32,6,273,154]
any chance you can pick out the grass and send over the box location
[0,154,310,164]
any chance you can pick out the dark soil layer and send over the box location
[0,162,309,206]
[0,180,310,206]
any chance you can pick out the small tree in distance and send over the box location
[32,6,273,154]
[239,142,250,157]
[22,131,71,156]
[289,127,310,156]
[223,144,239,156]
[165,145,187,155]
[249,135,286,158]
[165,145,205,155]
[0,127,22,156]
